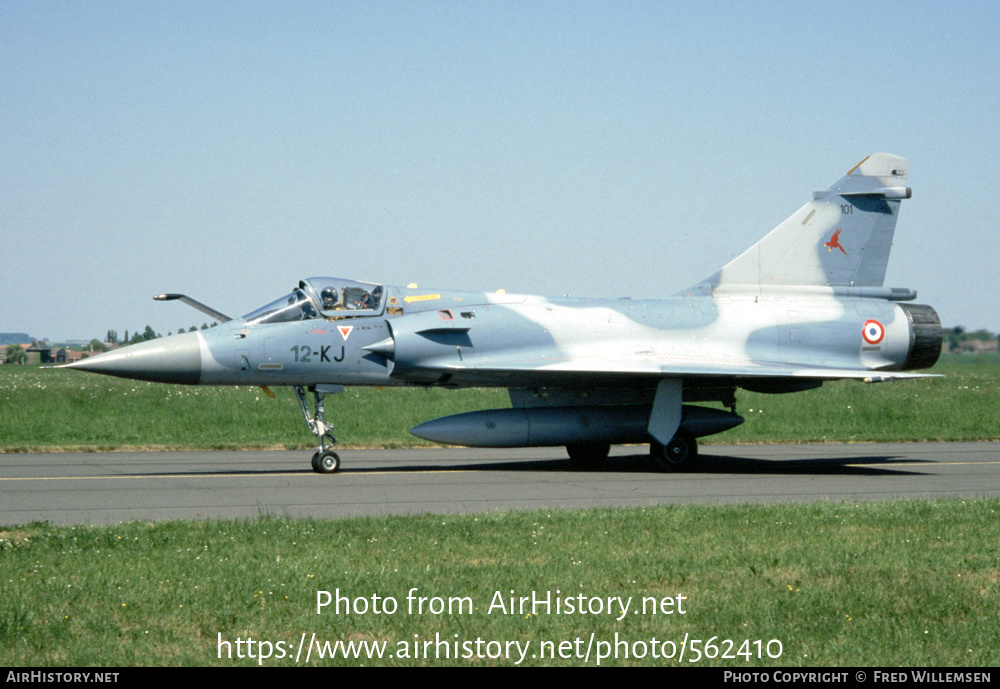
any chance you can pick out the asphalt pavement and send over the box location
[2,442,999,525]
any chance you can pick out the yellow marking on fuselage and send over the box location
[403,294,441,303]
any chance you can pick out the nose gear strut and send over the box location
[294,384,343,473]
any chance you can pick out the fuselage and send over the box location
[71,280,940,400]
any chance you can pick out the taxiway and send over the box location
[2,442,998,525]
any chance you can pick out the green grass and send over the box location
[1,500,997,666]
[717,353,1000,444]
[0,367,506,451]
[1,354,997,451]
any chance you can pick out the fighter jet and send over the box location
[64,153,942,473]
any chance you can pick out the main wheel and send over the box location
[566,442,611,470]
[650,429,697,472]
[311,449,341,474]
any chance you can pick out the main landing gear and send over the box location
[564,431,699,472]
[649,428,698,471]
[295,385,343,473]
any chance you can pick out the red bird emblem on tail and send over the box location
[824,229,847,255]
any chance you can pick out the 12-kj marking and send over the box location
[291,345,345,363]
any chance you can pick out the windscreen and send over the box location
[242,289,319,325]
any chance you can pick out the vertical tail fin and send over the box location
[690,153,911,292]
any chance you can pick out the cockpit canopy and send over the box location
[242,277,385,326]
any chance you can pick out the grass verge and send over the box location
[1,500,997,666]
[1,354,997,451]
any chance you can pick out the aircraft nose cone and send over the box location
[65,332,202,385]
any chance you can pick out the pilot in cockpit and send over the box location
[321,287,341,311]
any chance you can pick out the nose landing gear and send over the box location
[294,385,343,473]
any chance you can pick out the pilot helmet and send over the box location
[321,287,339,309]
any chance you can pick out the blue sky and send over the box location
[3,1,998,341]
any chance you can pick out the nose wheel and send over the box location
[311,449,341,474]
[295,385,343,473]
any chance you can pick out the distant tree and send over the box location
[106,329,119,345]
[188,326,197,333]
[87,339,108,353]
[4,344,26,365]
[142,325,156,341]
[944,326,998,353]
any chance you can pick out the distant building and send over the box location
[24,340,54,365]
[55,348,91,364]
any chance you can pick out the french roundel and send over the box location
[862,320,885,345]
